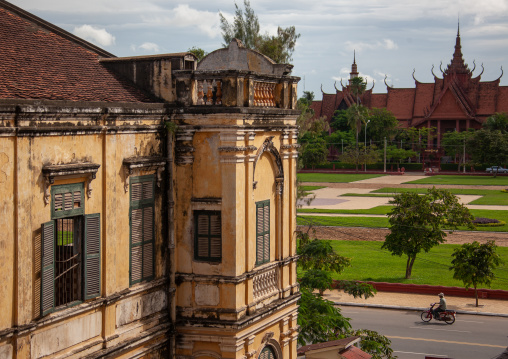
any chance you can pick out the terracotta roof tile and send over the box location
[386,88,415,120]
[0,6,156,103]
[339,346,372,359]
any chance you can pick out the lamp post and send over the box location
[364,119,370,172]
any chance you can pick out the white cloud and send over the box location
[345,39,398,53]
[141,4,220,38]
[139,42,160,52]
[73,25,115,46]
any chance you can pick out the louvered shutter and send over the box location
[84,213,101,299]
[256,205,264,264]
[263,205,270,262]
[41,221,55,316]
[129,175,155,286]
[209,214,221,259]
[260,347,276,359]
[196,214,210,258]
[142,206,154,279]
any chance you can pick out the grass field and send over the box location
[305,240,508,290]
[297,173,384,183]
[297,208,508,231]
[297,206,393,215]
[406,175,508,186]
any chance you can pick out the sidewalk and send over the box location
[324,289,508,317]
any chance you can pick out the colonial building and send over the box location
[0,1,300,358]
[312,26,508,149]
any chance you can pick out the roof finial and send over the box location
[457,15,460,36]
[354,49,356,64]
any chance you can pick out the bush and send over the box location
[473,217,506,227]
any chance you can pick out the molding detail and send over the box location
[122,156,166,193]
[42,162,100,204]
[218,146,257,153]
[253,137,284,191]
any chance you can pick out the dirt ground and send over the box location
[299,225,508,247]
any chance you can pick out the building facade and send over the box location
[0,1,300,358]
[312,26,508,149]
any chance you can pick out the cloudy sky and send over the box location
[11,0,508,97]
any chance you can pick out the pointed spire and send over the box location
[446,21,470,75]
[350,50,359,82]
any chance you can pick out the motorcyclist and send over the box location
[432,293,447,319]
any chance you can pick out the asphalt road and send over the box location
[340,306,508,359]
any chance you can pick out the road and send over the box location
[340,306,508,359]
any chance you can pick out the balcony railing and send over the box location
[253,266,279,301]
[197,79,222,106]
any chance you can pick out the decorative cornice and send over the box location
[122,156,166,193]
[42,162,100,204]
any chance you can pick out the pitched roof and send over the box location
[339,346,372,359]
[0,1,156,103]
[297,337,360,355]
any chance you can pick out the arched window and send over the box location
[259,346,276,359]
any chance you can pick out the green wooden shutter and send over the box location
[52,183,84,218]
[260,346,276,359]
[84,213,101,299]
[256,200,270,265]
[194,211,221,262]
[129,175,155,285]
[41,221,55,316]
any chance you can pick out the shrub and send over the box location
[473,217,506,227]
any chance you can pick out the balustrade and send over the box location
[253,82,276,107]
[197,79,222,106]
[253,266,279,301]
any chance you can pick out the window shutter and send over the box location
[129,175,155,285]
[263,205,270,262]
[41,221,55,316]
[130,208,143,284]
[142,207,154,280]
[84,213,101,300]
[196,214,210,258]
[209,214,221,259]
[256,205,264,264]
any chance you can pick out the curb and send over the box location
[334,301,508,318]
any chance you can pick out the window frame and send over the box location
[41,183,100,317]
[255,200,270,266]
[51,182,85,218]
[194,210,222,262]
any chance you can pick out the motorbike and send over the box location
[421,303,456,324]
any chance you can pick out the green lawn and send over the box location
[358,187,508,206]
[406,175,508,186]
[318,240,508,290]
[297,173,384,183]
[298,208,508,231]
[297,206,392,215]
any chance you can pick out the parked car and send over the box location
[486,166,508,173]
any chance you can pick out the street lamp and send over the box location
[364,119,370,172]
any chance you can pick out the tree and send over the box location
[349,76,367,104]
[330,109,350,132]
[450,241,503,307]
[187,46,207,61]
[441,130,474,171]
[326,131,355,158]
[385,145,417,169]
[467,129,508,176]
[219,1,300,63]
[345,104,370,171]
[382,188,474,279]
[484,112,508,133]
[301,138,328,169]
[365,108,399,144]
[296,227,395,358]
[339,145,380,171]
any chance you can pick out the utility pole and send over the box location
[463,136,466,173]
[384,137,387,173]
[364,119,370,172]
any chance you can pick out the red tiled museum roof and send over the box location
[0,4,156,103]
